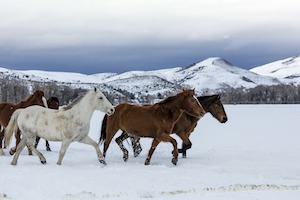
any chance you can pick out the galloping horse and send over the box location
[102,95,227,161]
[0,90,47,155]
[99,89,205,165]
[5,88,114,165]
[34,96,60,152]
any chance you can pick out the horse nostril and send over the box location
[110,108,115,114]
[200,111,205,117]
[222,117,228,123]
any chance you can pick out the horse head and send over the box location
[199,95,227,123]
[181,89,205,118]
[32,90,48,108]
[92,88,115,116]
[47,97,60,109]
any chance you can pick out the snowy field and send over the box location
[1,104,300,200]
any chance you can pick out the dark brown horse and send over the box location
[0,90,47,155]
[99,90,205,165]
[104,95,227,160]
[33,96,60,153]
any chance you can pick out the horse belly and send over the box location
[122,118,156,138]
[37,131,63,141]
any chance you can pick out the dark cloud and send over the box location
[1,39,299,74]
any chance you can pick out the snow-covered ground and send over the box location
[1,104,300,200]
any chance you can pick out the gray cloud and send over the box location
[0,0,299,74]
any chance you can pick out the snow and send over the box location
[1,104,300,200]
[0,57,282,97]
[250,55,300,84]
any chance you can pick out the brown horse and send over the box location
[33,96,60,153]
[102,95,228,161]
[0,90,47,155]
[99,89,206,165]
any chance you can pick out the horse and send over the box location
[102,95,228,161]
[5,88,115,165]
[8,96,60,156]
[33,96,60,152]
[99,89,206,165]
[0,90,47,156]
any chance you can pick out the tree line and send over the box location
[1,77,300,105]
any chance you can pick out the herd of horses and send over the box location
[0,88,227,166]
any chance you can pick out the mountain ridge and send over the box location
[1,56,298,98]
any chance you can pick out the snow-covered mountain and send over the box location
[250,55,300,85]
[0,57,283,97]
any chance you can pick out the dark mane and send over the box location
[155,94,178,106]
[197,95,219,108]
[61,94,84,111]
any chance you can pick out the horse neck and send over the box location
[199,97,213,113]
[16,94,39,109]
[159,96,185,122]
[66,95,95,120]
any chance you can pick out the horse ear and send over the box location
[94,87,97,92]
[217,94,221,100]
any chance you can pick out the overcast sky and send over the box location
[0,0,299,74]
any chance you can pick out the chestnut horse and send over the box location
[99,90,205,165]
[102,95,227,161]
[0,90,47,155]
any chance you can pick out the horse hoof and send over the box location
[41,160,47,164]
[11,162,17,165]
[99,159,106,165]
[171,158,177,165]
[46,147,51,151]
[144,159,150,165]
[123,151,129,162]
[133,147,142,157]
[9,150,15,155]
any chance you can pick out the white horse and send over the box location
[5,88,115,165]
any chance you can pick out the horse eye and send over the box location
[99,97,103,100]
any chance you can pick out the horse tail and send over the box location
[5,109,21,147]
[99,114,108,145]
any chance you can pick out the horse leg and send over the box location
[79,136,106,165]
[26,143,47,164]
[130,136,142,157]
[145,138,160,165]
[34,136,40,148]
[57,139,72,165]
[0,128,4,156]
[11,138,27,165]
[45,140,51,151]
[157,133,179,165]
[10,130,31,155]
[103,126,119,157]
[176,131,192,158]
[115,131,130,162]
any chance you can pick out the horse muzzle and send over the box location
[220,116,228,123]
[106,107,115,116]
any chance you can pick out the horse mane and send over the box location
[155,94,178,106]
[197,95,219,109]
[61,94,84,111]
[19,90,44,104]
[48,97,59,104]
